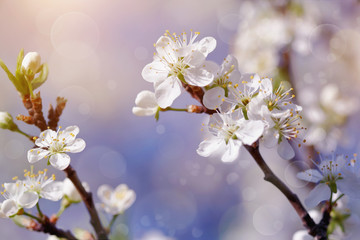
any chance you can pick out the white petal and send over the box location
[262,129,278,148]
[296,169,323,183]
[41,181,64,201]
[65,138,86,153]
[197,37,216,56]
[97,184,113,204]
[1,199,18,217]
[155,36,177,61]
[277,140,295,160]
[305,184,330,209]
[141,61,168,83]
[132,107,158,116]
[292,230,314,240]
[58,126,79,145]
[222,140,241,162]
[186,50,206,67]
[259,78,273,96]
[49,153,71,170]
[197,137,224,157]
[27,148,49,163]
[155,76,182,108]
[185,67,213,87]
[18,192,39,209]
[237,120,264,145]
[36,129,57,147]
[134,90,157,108]
[203,87,225,109]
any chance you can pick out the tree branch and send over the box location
[64,165,108,240]
[244,143,330,239]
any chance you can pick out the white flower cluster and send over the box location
[135,31,304,162]
[0,168,62,218]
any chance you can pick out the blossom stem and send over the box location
[64,164,108,240]
[22,211,42,222]
[107,214,119,233]
[161,107,188,112]
[244,143,329,239]
[36,202,44,218]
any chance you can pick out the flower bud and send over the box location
[21,52,41,78]
[0,112,19,131]
[132,90,159,116]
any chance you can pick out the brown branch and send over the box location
[64,165,108,240]
[30,216,77,240]
[244,143,330,239]
[48,97,67,131]
[181,82,216,115]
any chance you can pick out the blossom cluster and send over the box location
[135,31,304,162]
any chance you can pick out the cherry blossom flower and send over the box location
[27,126,86,170]
[142,31,216,108]
[97,184,136,215]
[22,168,63,201]
[202,55,242,109]
[197,110,265,162]
[132,90,159,116]
[297,155,348,208]
[0,180,38,218]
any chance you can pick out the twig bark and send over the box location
[244,143,330,239]
[31,216,77,240]
[64,165,108,240]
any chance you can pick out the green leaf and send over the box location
[31,63,48,90]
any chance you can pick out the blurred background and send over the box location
[1,0,360,239]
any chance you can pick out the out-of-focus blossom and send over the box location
[132,90,159,116]
[139,231,175,240]
[97,184,136,215]
[27,126,86,170]
[62,178,89,203]
[141,31,216,108]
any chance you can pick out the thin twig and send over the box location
[244,143,330,239]
[64,165,108,240]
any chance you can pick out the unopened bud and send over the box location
[22,52,41,78]
[0,112,19,131]
[187,105,202,113]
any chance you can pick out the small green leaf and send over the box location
[31,63,48,90]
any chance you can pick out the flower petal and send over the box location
[197,137,224,157]
[36,129,57,147]
[1,199,19,217]
[222,140,241,162]
[237,120,264,145]
[27,148,49,164]
[141,61,168,83]
[134,90,157,108]
[154,76,182,108]
[277,140,295,160]
[49,153,71,170]
[305,184,330,209]
[197,37,216,57]
[65,138,86,153]
[185,67,213,87]
[18,191,39,209]
[203,87,225,110]
[58,126,79,145]
[41,181,64,201]
[97,184,113,204]
[296,169,323,183]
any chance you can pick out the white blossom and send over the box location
[22,168,63,201]
[197,110,265,162]
[27,126,86,170]
[132,90,159,116]
[97,184,136,215]
[0,180,38,218]
[142,31,216,108]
